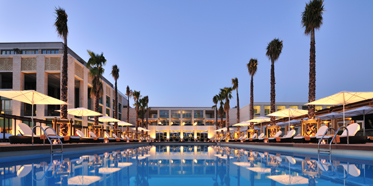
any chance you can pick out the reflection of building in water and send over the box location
[148,145,217,176]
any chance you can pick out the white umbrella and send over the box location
[247,116,270,133]
[268,108,308,128]
[117,121,132,132]
[64,107,102,117]
[98,116,120,123]
[345,106,373,135]
[267,175,309,185]
[232,121,250,126]
[0,90,67,127]
[68,176,101,185]
[307,91,373,126]
[316,112,343,120]
[215,127,227,132]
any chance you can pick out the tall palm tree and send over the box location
[54,7,68,119]
[212,95,219,130]
[232,78,240,127]
[144,96,149,129]
[133,90,141,139]
[247,59,258,129]
[125,86,132,131]
[266,38,283,125]
[302,0,324,119]
[111,65,119,131]
[86,50,106,135]
[218,98,225,128]
[220,87,233,132]
[139,97,146,138]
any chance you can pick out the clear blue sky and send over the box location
[1,1,373,108]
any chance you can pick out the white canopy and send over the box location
[268,108,308,128]
[307,91,373,126]
[63,107,102,117]
[232,121,250,126]
[0,90,68,127]
[215,127,227,132]
[117,121,133,126]
[247,116,271,124]
[98,116,120,123]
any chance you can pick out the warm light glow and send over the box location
[194,159,197,163]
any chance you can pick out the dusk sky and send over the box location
[1,1,373,108]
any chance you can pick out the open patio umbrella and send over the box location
[232,121,250,127]
[64,107,102,117]
[345,106,373,135]
[117,121,132,132]
[307,91,373,126]
[0,90,67,127]
[98,116,121,123]
[247,116,270,133]
[268,108,308,129]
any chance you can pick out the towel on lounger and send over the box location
[305,136,310,141]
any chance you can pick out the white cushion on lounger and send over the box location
[341,123,360,137]
[258,133,265,139]
[89,131,97,138]
[269,131,283,139]
[41,126,57,136]
[252,133,257,139]
[315,126,328,137]
[76,130,93,139]
[17,123,38,136]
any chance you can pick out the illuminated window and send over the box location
[253,106,261,115]
[315,106,323,111]
[182,110,192,118]
[171,110,181,118]
[289,106,298,109]
[194,110,203,118]
[159,110,169,118]
[277,106,285,111]
[265,106,271,115]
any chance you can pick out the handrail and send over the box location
[32,155,63,181]
[318,127,336,154]
[330,126,349,148]
[32,126,63,154]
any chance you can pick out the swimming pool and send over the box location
[1,145,372,186]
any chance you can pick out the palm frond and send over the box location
[247,59,258,76]
[302,0,324,34]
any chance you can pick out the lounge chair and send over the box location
[104,132,116,142]
[293,126,328,143]
[316,123,365,144]
[268,131,283,142]
[121,134,130,141]
[41,125,79,143]
[75,130,96,143]
[275,129,296,143]
[9,123,42,144]
[245,133,258,142]
[0,133,13,142]
[112,134,123,142]
[257,133,266,142]
[88,131,104,142]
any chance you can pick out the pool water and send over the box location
[1,145,373,186]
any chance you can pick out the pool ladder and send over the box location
[32,126,64,155]
[318,126,349,155]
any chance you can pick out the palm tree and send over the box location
[302,0,324,119]
[133,90,141,139]
[144,96,149,129]
[54,7,68,119]
[111,65,119,131]
[220,87,233,133]
[232,78,240,131]
[139,97,146,138]
[86,50,107,135]
[247,59,258,129]
[125,86,132,131]
[266,38,283,125]
[212,95,219,130]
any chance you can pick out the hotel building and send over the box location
[0,42,128,135]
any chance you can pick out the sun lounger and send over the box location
[316,123,365,144]
[257,133,266,142]
[293,126,328,143]
[9,123,42,144]
[121,134,130,141]
[275,130,296,143]
[246,133,258,142]
[268,131,283,142]
[112,134,123,142]
[104,132,116,142]
[75,130,96,143]
[88,131,104,142]
[40,125,75,143]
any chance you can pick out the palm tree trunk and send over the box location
[226,107,230,133]
[270,60,276,125]
[250,75,254,129]
[215,106,218,130]
[236,89,240,124]
[308,28,316,119]
[220,114,223,128]
[135,105,138,139]
[126,97,129,132]
[146,107,149,129]
[61,37,68,119]
[94,90,99,136]
[114,80,118,130]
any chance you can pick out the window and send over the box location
[22,50,38,54]
[171,110,181,118]
[106,96,110,108]
[302,106,308,110]
[315,106,323,111]
[253,106,261,115]
[265,106,271,115]
[290,106,298,109]
[205,110,214,118]
[99,96,103,104]
[118,103,122,113]
[118,113,121,120]
[159,110,169,118]
[42,49,59,54]
[196,120,204,126]
[183,120,192,126]
[277,106,285,111]
[194,110,203,118]
[182,110,192,118]
[99,105,103,113]
[106,108,110,116]
[74,120,82,126]
[171,120,180,126]
[159,120,169,125]
[1,50,14,55]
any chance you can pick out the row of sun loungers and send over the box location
[223,123,366,144]
[8,123,142,144]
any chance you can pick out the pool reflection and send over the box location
[1,145,373,186]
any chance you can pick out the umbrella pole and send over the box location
[288,116,291,131]
[363,110,366,136]
[31,103,34,128]
[343,104,346,127]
